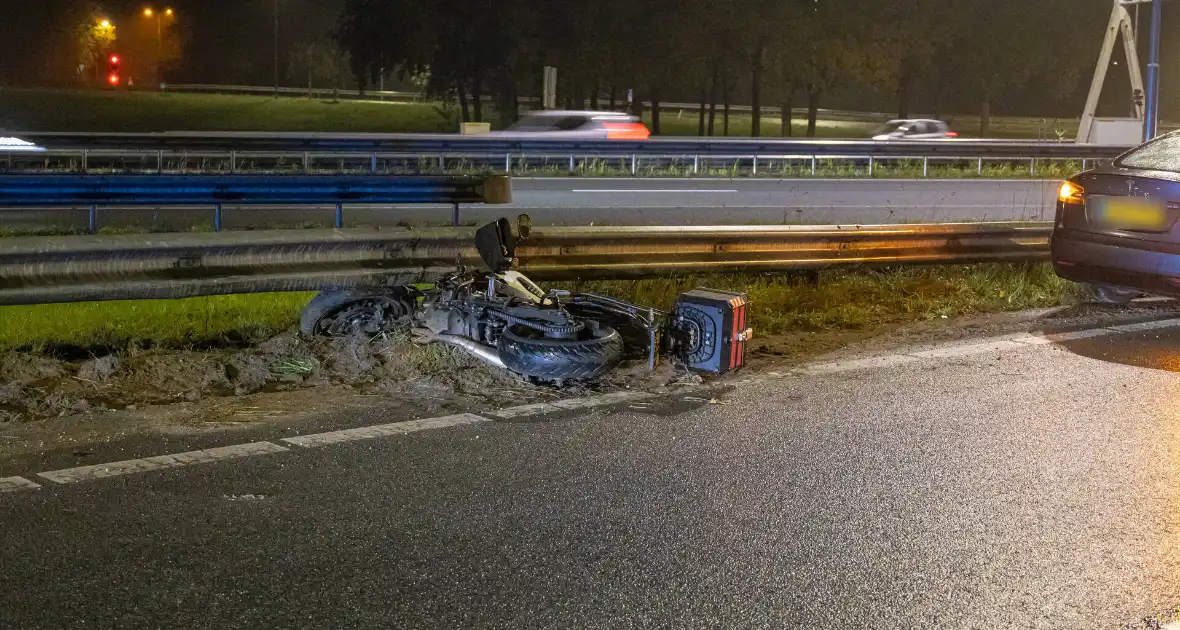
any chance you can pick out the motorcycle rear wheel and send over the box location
[497,320,623,381]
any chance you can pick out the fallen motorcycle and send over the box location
[299,218,750,382]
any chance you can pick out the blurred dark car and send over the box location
[1052,131,1180,303]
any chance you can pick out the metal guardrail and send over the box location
[0,222,1052,306]
[0,174,511,231]
[13,131,1131,159]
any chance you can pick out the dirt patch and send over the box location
[4,301,1179,452]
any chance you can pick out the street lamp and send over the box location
[142,7,174,87]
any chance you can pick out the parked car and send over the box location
[494,110,651,140]
[870,119,958,141]
[1051,131,1180,303]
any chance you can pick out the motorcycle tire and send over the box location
[299,288,416,337]
[497,320,624,381]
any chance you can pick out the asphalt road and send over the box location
[3,320,1180,628]
[0,177,1057,231]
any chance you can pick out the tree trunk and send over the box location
[806,85,820,137]
[572,80,584,110]
[496,70,518,128]
[781,93,793,137]
[897,61,913,119]
[698,87,707,136]
[707,66,717,136]
[980,96,991,137]
[457,81,471,124]
[651,91,661,135]
[750,44,764,137]
[590,80,599,110]
[722,77,731,136]
[471,74,483,123]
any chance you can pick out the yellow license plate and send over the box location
[1093,197,1169,231]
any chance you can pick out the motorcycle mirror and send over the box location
[474,218,516,272]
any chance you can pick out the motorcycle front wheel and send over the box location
[497,320,624,382]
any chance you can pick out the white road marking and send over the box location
[801,354,920,374]
[37,441,290,485]
[0,476,42,493]
[1106,318,1180,333]
[551,391,654,410]
[909,339,1033,359]
[282,413,490,448]
[486,403,563,419]
[571,189,738,194]
[795,319,1180,375]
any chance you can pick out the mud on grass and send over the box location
[0,263,1074,421]
[0,330,527,421]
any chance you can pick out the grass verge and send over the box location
[0,293,314,354]
[1,87,1073,139]
[0,264,1072,353]
[570,263,1073,336]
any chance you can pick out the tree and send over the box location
[289,40,352,94]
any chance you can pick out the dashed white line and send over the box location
[487,403,562,419]
[551,391,654,410]
[796,319,1180,375]
[571,189,738,193]
[282,413,490,448]
[37,441,290,485]
[0,476,41,493]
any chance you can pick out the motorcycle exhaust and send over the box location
[435,334,506,369]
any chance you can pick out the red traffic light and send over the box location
[109,54,120,65]
[108,73,121,86]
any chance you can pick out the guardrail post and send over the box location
[370,152,378,173]
[82,149,88,174]
[303,152,310,173]
[631,154,637,176]
[922,157,928,177]
[229,151,236,174]
[1082,158,1087,171]
[752,156,758,175]
[569,153,575,174]
[158,150,164,174]
[335,203,343,229]
[1030,158,1036,178]
[505,153,511,174]
[978,157,983,176]
[88,204,97,233]
[438,154,445,171]
[810,156,816,176]
[868,156,874,177]
[214,204,222,232]
[693,155,699,174]
[451,203,460,227]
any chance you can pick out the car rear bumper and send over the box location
[1052,227,1180,296]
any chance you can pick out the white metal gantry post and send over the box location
[1077,0,1147,143]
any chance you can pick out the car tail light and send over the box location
[1058,180,1084,205]
[604,122,650,140]
[946,131,958,137]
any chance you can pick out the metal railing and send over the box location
[13,131,1132,158]
[0,222,1052,306]
[1,145,1121,182]
[0,173,511,232]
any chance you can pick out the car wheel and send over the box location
[1080,283,1142,306]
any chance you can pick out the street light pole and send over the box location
[1143,0,1162,141]
[273,0,280,98]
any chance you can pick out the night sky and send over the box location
[1,0,1177,119]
